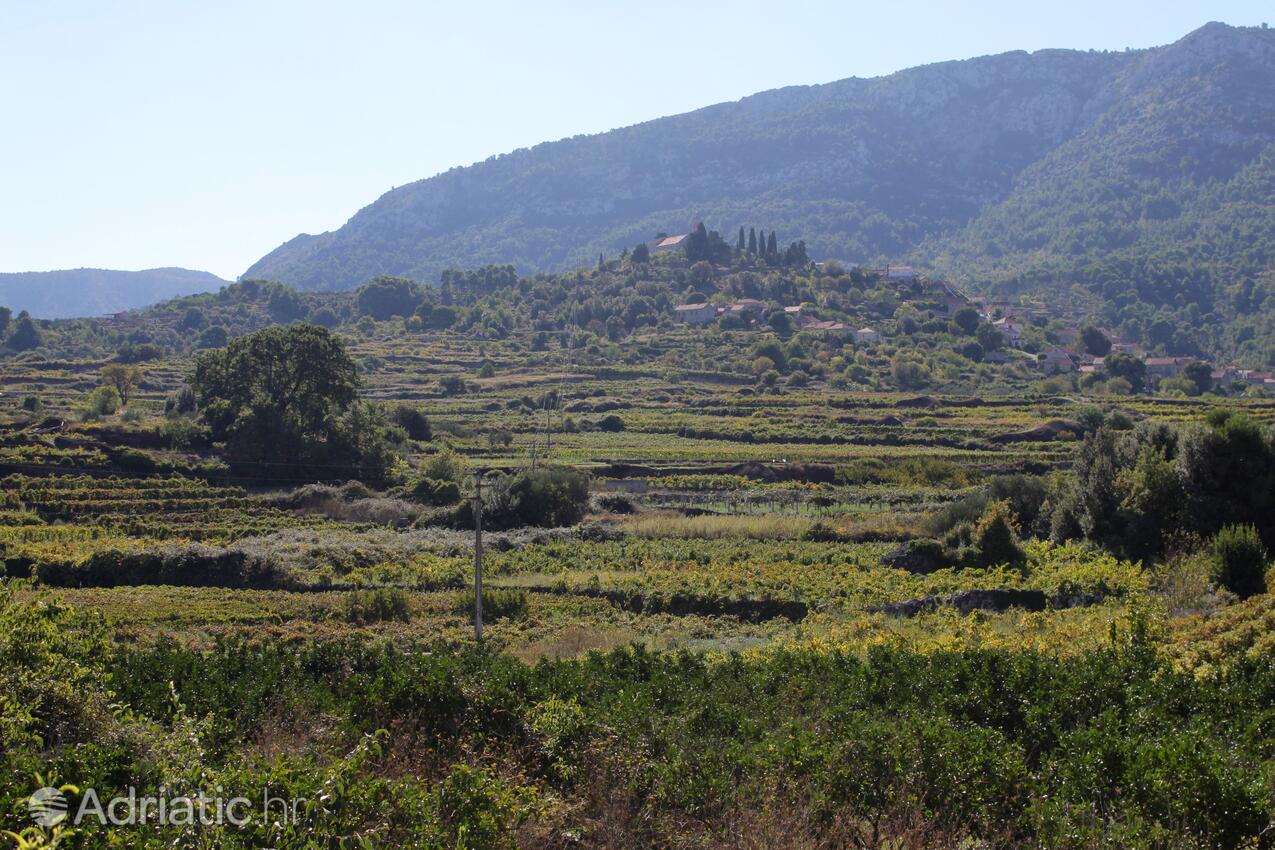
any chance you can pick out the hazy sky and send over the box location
[1,1,1269,280]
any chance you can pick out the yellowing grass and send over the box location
[770,605,1139,659]
[620,510,928,540]
[622,512,811,540]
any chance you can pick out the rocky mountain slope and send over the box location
[245,23,1274,296]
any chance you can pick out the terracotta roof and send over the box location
[675,303,709,311]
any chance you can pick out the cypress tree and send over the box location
[736,227,745,253]
[748,228,757,255]
[767,231,778,258]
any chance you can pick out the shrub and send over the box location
[596,494,635,514]
[422,448,465,484]
[1210,524,1268,598]
[275,483,420,525]
[800,521,841,542]
[84,385,122,417]
[112,447,159,473]
[436,764,539,848]
[986,474,1053,537]
[455,588,529,621]
[973,500,1026,568]
[116,342,164,363]
[37,546,285,588]
[162,416,208,449]
[482,467,592,529]
[390,404,432,440]
[596,414,625,432]
[439,376,468,395]
[165,385,198,417]
[344,588,411,624]
[406,477,463,506]
[355,276,423,320]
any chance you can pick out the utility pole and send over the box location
[472,469,485,642]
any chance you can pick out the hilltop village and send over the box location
[1,221,1268,402]
[658,230,1266,395]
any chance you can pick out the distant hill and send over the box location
[0,268,229,318]
[245,22,1275,297]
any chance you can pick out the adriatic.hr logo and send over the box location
[27,787,69,826]
[22,783,309,828]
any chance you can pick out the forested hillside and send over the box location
[246,24,1274,309]
[245,40,1134,288]
[925,22,1275,365]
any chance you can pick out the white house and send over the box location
[673,303,717,325]
[723,298,767,319]
[1146,357,1191,379]
[804,319,854,339]
[1039,347,1078,375]
[651,233,689,253]
[853,327,881,344]
[993,317,1024,346]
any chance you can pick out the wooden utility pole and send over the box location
[472,470,485,642]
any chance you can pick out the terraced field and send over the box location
[0,335,1238,657]
[6,314,1275,848]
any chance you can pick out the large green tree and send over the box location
[7,312,42,351]
[355,276,425,320]
[192,324,393,481]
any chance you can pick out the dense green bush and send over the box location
[1051,415,1275,560]
[34,546,285,589]
[972,500,1026,568]
[87,633,1275,848]
[455,588,529,621]
[390,404,432,440]
[481,467,592,530]
[343,588,412,623]
[6,577,1273,848]
[355,275,424,320]
[404,476,462,506]
[1210,524,1269,598]
[595,414,625,432]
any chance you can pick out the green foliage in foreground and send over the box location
[3,584,1273,848]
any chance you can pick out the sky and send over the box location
[1,0,1269,280]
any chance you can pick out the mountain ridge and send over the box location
[0,267,229,319]
[245,32,1163,288]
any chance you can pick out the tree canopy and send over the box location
[355,276,425,320]
[192,324,393,481]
